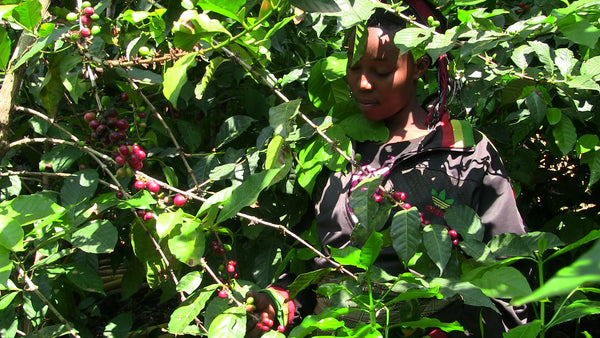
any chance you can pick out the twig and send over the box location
[18,266,80,338]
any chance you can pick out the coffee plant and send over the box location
[0,0,600,337]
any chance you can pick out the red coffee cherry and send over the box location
[173,194,186,207]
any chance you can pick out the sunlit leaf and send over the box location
[207,306,246,337]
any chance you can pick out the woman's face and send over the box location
[347,27,420,121]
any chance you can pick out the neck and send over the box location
[385,102,429,143]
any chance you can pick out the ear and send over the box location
[413,54,432,80]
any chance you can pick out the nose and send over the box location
[359,73,372,91]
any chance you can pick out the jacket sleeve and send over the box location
[476,135,527,241]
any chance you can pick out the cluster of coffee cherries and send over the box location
[66,1,100,40]
[255,311,285,333]
[223,260,239,279]
[84,109,129,145]
[372,189,412,209]
[210,241,226,255]
[447,228,460,247]
[136,209,155,221]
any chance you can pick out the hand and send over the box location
[245,291,277,338]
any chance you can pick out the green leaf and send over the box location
[322,52,347,82]
[163,52,198,108]
[217,169,280,222]
[0,175,21,200]
[177,271,203,295]
[292,0,384,28]
[487,233,531,258]
[349,177,393,244]
[130,222,166,288]
[552,115,577,155]
[338,113,388,143]
[168,218,205,266]
[0,27,11,71]
[469,266,532,298]
[176,118,203,153]
[394,27,434,55]
[548,300,600,328]
[400,318,464,332]
[580,55,600,81]
[546,229,600,261]
[360,232,383,268]
[426,26,459,61]
[196,0,245,22]
[2,194,64,230]
[330,245,362,269]
[287,268,335,300]
[116,190,156,210]
[555,48,576,78]
[195,56,226,100]
[12,27,66,70]
[576,134,599,156]
[0,215,23,252]
[60,169,99,207]
[557,13,600,49]
[524,89,547,125]
[444,205,484,242]
[104,313,133,338]
[504,320,542,338]
[12,0,41,32]
[513,239,600,306]
[215,115,256,149]
[207,306,246,338]
[116,67,163,84]
[546,107,562,125]
[39,145,83,173]
[431,278,499,313]
[66,262,105,294]
[389,208,422,264]
[459,239,494,264]
[588,151,600,188]
[269,99,301,139]
[528,40,554,74]
[156,210,184,240]
[0,248,12,286]
[168,285,219,334]
[71,219,118,254]
[422,224,452,276]
[511,45,533,71]
[287,307,353,338]
[566,74,600,92]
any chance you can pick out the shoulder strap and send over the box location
[440,119,476,148]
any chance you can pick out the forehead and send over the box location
[364,27,400,61]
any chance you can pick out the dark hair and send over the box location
[367,0,454,128]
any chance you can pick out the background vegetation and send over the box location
[0,0,600,337]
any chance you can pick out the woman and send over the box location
[247,1,527,337]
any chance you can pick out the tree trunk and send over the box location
[0,0,51,158]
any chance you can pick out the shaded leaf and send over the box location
[513,239,600,305]
[390,208,422,264]
[71,219,118,254]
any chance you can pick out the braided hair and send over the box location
[366,0,455,128]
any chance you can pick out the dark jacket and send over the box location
[307,119,528,336]
[314,119,526,273]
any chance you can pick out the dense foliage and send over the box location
[0,0,600,337]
